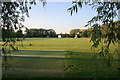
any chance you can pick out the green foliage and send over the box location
[90,24,102,48]
[69,28,92,38]
[83,30,88,37]
[15,29,24,38]
[68,1,120,47]
[69,29,80,37]
[25,28,56,38]
[0,0,46,69]
[1,1,29,56]
[68,1,120,66]
[65,51,73,58]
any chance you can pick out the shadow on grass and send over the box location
[2,50,120,79]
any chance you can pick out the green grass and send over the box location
[19,38,93,52]
[64,52,119,78]
[11,50,65,56]
[14,38,118,52]
[2,38,120,79]
[3,51,119,79]
[3,50,65,78]
[5,57,64,70]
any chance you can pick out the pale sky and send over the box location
[23,2,97,34]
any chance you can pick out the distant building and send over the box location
[58,35,61,38]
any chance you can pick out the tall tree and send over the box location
[0,0,46,69]
[16,29,24,38]
[83,30,88,37]
[25,28,56,37]
[68,0,120,67]
[69,29,80,37]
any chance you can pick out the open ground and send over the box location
[2,38,120,79]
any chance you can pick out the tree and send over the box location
[16,29,24,38]
[64,33,70,38]
[83,30,88,37]
[25,28,56,38]
[0,0,46,69]
[68,0,120,67]
[69,29,80,37]
[47,29,56,37]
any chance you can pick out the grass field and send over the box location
[16,38,118,52]
[2,38,120,79]
[64,52,119,78]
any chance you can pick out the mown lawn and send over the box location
[2,50,65,78]
[15,38,118,52]
[18,38,92,52]
[64,52,119,78]
[2,38,120,79]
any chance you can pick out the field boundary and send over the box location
[2,54,65,58]
[6,49,65,52]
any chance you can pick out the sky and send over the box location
[23,1,97,34]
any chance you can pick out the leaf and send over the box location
[85,24,89,27]
[73,6,75,11]
[78,2,82,8]
[67,7,72,11]
[29,6,31,9]
[10,44,17,51]
[75,5,78,13]
[107,39,111,47]
[71,10,73,16]
[112,40,115,45]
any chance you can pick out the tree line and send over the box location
[10,20,119,38]
[2,28,56,39]
[24,28,56,37]
[69,20,120,39]
[14,28,92,38]
[69,28,92,38]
